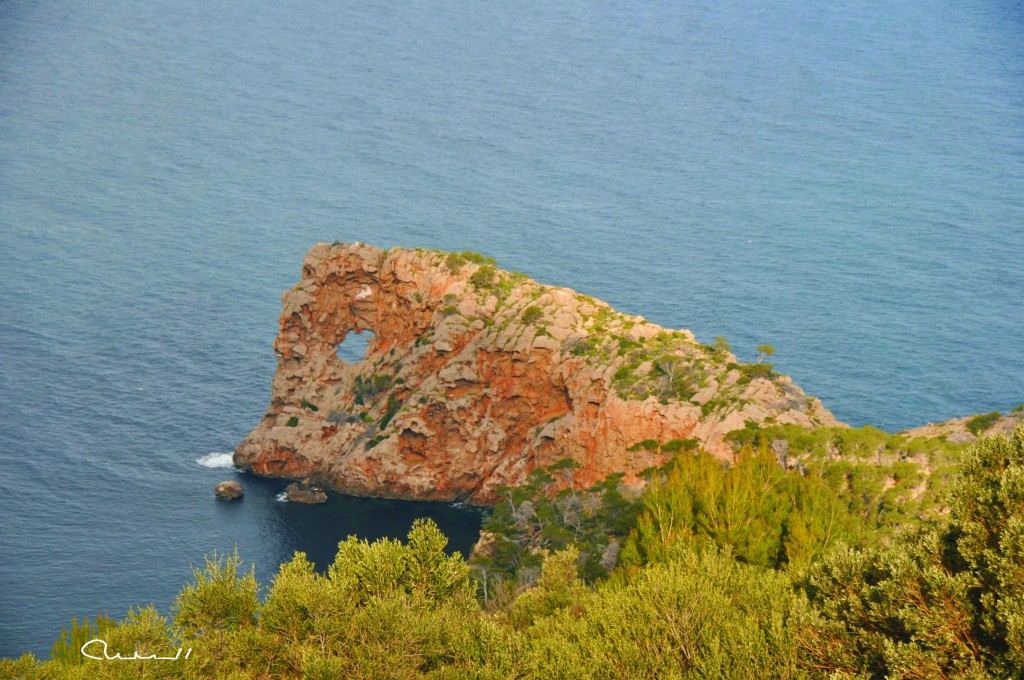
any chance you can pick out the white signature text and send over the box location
[81,639,193,661]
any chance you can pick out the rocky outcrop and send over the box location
[234,243,841,505]
[902,409,1024,444]
[285,481,328,504]
[215,480,244,500]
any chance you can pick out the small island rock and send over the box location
[285,481,328,504]
[215,480,244,500]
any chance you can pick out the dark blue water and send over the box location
[2,0,1022,658]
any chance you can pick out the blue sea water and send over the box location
[2,0,1023,659]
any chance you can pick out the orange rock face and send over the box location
[234,243,841,505]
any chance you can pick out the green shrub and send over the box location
[798,426,1024,678]
[712,336,731,358]
[460,251,496,266]
[603,333,707,402]
[568,337,597,356]
[328,518,473,604]
[966,410,1001,435]
[509,548,587,629]
[352,374,392,405]
[723,420,762,449]
[478,465,640,582]
[378,397,403,430]
[746,423,968,531]
[521,305,543,324]
[523,547,802,679]
[660,439,685,453]
[286,416,299,427]
[701,399,723,417]
[738,362,773,380]
[612,365,634,384]
[469,264,497,290]
[617,336,641,353]
[444,252,467,273]
[99,607,174,669]
[173,549,259,638]
[622,444,863,570]
[51,614,116,665]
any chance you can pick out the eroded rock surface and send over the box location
[234,243,841,505]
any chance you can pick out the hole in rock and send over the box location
[336,330,374,363]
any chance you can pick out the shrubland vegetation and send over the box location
[475,460,639,584]
[727,423,966,533]
[619,446,864,570]
[6,426,1024,678]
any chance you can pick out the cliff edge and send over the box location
[234,243,841,504]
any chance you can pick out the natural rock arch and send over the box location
[235,243,839,505]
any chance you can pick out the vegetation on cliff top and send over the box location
[8,426,1024,678]
[419,244,798,409]
[327,245,811,426]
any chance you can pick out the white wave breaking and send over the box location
[275,492,289,503]
[195,452,236,469]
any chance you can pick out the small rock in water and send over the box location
[285,480,328,504]
[215,480,244,500]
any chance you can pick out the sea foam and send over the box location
[196,452,236,469]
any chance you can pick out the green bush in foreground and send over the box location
[521,546,804,679]
[798,426,1024,678]
[731,423,969,533]
[621,444,864,571]
[4,426,1024,679]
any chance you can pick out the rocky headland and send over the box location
[234,243,841,505]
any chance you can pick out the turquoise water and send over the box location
[1,0,1022,658]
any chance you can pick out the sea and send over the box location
[1,0,1022,659]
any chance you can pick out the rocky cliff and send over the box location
[234,243,841,504]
